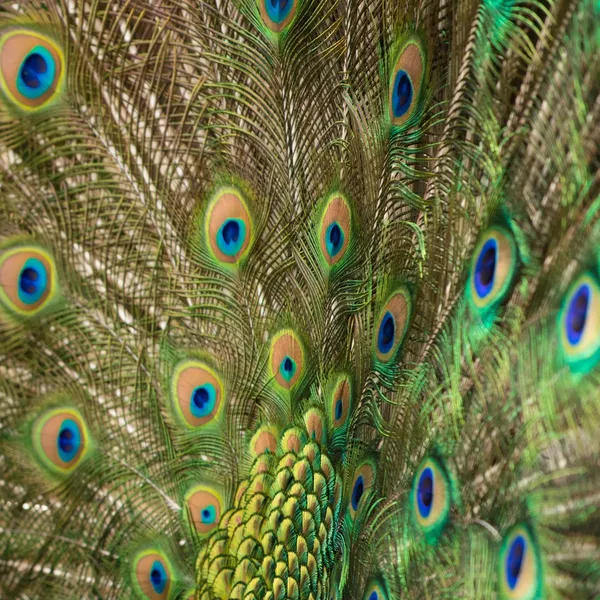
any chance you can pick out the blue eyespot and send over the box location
[190,383,217,419]
[565,283,589,346]
[56,418,81,463]
[270,330,304,390]
[411,458,451,543]
[17,46,56,100]
[416,467,433,519]
[349,462,375,518]
[499,525,541,599]
[279,355,297,382]
[392,69,413,118]
[474,238,497,299]
[266,0,293,24]
[374,289,412,362]
[558,273,600,374]
[201,504,217,525]
[216,218,246,257]
[325,222,344,259]
[377,311,395,354]
[351,475,364,511]
[18,258,48,305]
[363,578,389,600]
[150,560,167,595]
[468,227,518,317]
[185,486,223,535]
[319,195,351,267]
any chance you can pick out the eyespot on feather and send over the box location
[31,408,90,476]
[348,460,376,519]
[205,188,253,265]
[269,329,305,390]
[333,376,351,425]
[468,225,518,313]
[326,373,353,444]
[170,359,224,428]
[363,578,389,600]
[374,287,412,362]
[499,525,542,600]
[0,245,57,317]
[319,194,351,267]
[132,550,173,600]
[259,0,297,33]
[0,29,64,111]
[184,485,223,536]
[558,273,600,374]
[410,457,452,544]
[389,37,426,128]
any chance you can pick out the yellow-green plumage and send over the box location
[0,0,598,598]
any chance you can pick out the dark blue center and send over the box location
[566,284,589,345]
[283,357,293,374]
[369,593,378,600]
[192,387,209,411]
[58,426,74,454]
[202,509,211,519]
[149,560,167,594]
[150,568,163,587]
[351,475,364,510]
[222,219,240,244]
[505,535,525,590]
[329,224,341,248]
[335,399,343,420]
[20,53,47,89]
[19,267,40,295]
[377,311,395,354]
[329,223,342,254]
[17,258,48,305]
[474,239,497,298]
[392,70,413,118]
[56,418,81,463]
[417,467,434,518]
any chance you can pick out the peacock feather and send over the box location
[0,0,598,598]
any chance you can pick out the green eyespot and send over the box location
[467,226,519,328]
[374,287,412,363]
[132,549,174,600]
[0,244,58,318]
[31,407,91,476]
[558,272,600,374]
[269,329,305,390]
[319,194,351,268]
[363,578,390,600]
[0,29,64,111]
[410,457,452,544]
[205,187,253,266]
[499,524,542,600]
[170,359,225,429]
[184,484,224,536]
[348,459,376,519]
[389,36,427,129]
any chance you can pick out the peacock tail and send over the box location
[0,0,598,598]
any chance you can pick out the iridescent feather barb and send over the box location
[0,0,598,599]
